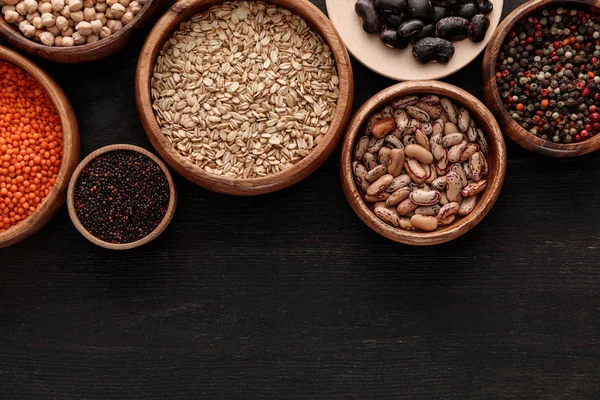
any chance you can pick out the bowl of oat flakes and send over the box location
[136,0,354,195]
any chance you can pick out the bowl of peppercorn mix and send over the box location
[66,144,176,250]
[482,0,600,157]
[0,45,80,248]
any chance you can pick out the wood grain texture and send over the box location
[66,144,177,250]
[1,0,600,399]
[0,0,169,64]
[0,46,80,248]
[340,81,507,245]
[136,0,354,195]
[482,0,600,157]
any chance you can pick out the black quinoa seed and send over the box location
[74,150,170,244]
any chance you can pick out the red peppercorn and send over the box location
[552,55,560,62]
[507,97,514,104]
[502,70,510,77]
[535,31,542,37]
[535,23,542,31]
[527,37,534,44]
[585,124,593,131]
[510,80,516,86]
[577,82,586,90]
[581,130,589,138]
[594,93,600,102]
[536,110,544,116]
[510,31,516,38]
[553,41,562,49]
[592,57,599,64]
[592,105,599,113]
[593,122,600,131]
[583,89,591,97]
[541,89,549,96]
[575,135,581,141]
[574,43,582,50]
[591,112,600,121]
[582,17,588,23]
[554,65,562,72]
[578,10,585,17]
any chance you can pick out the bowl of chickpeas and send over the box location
[0,0,167,63]
[0,46,79,247]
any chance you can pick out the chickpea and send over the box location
[60,5,70,17]
[94,1,106,12]
[90,18,101,33]
[70,9,82,21]
[82,6,94,20]
[39,31,54,45]
[109,2,124,18]
[120,10,132,24]
[95,11,105,24]
[5,0,20,6]
[41,12,55,27]
[23,0,38,14]
[54,35,63,46]
[46,24,60,34]
[4,10,20,23]
[99,25,110,38]
[2,5,17,13]
[72,30,85,44]
[61,36,74,46]
[128,1,140,14]
[51,0,65,12]
[68,0,82,11]
[85,33,98,43]
[38,2,52,13]
[55,15,68,30]
[32,15,43,28]
[62,26,73,36]
[106,18,120,33]
[118,0,129,6]
[15,2,27,16]
[82,0,93,7]
[25,11,39,21]
[106,0,117,6]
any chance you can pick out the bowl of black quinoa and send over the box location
[482,0,600,157]
[67,144,177,250]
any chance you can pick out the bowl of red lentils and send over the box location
[67,144,176,250]
[482,0,600,157]
[0,45,80,248]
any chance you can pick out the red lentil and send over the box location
[0,61,63,233]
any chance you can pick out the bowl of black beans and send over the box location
[483,0,600,157]
[67,144,177,250]
[326,0,502,80]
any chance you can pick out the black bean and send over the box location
[475,0,493,14]
[412,37,455,63]
[430,0,456,7]
[435,16,469,41]
[355,0,383,34]
[453,3,478,20]
[410,23,435,43]
[433,6,451,21]
[407,0,433,20]
[468,14,489,42]
[380,28,410,48]
[383,12,407,28]
[374,0,407,13]
[398,19,425,37]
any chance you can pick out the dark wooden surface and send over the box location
[2,0,600,398]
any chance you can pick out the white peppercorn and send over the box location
[75,20,91,35]
[4,10,20,23]
[109,2,124,18]
[38,2,52,13]
[55,14,68,30]
[85,33,98,43]
[120,10,132,24]
[51,0,64,11]
[23,0,38,14]
[41,12,55,26]
[39,30,54,45]
[72,30,85,44]
[70,9,83,21]
[68,0,82,11]
[61,36,74,46]
[90,18,101,33]
[99,25,110,38]
[32,15,43,28]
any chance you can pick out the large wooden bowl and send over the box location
[0,0,167,64]
[136,0,354,196]
[0,46,79,248]
[66,144,177,250]
[482,0,600,157]
[340,81,507,246]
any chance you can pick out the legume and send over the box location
[73,150,170,244]
[0,61,63,233]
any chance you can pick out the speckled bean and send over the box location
[410,214,438,231]
[365,165,387,182]
[461,180,486,197]
[445,171,462,202]
[387,148,405,176]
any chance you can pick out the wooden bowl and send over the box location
[340,81,507,246]
[135,0,354,196]
[0,46,80,248]
[0,0,167,64]
[66,144,177,250]
[326,0,504,81]
[482,0,600,157]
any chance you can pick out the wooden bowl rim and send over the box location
[135,0,354,196]
[66,144,177,250]
[0,0,162,63]
[0,45,80,247]
[482,0,600,157]
[340,81,508,246]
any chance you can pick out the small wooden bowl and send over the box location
[340,81,507,246]
[482,0,600,157]
[136,0,354,196]
[0,0,167,64]
[66,144,177,250]
[0,46,80,248]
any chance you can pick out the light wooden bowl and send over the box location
[482,0,600,157]
[340,81,507,246]
[66,144,177,250]
[326,0,503,81]
[135,0,354,196]
[0,0,167,64]
[0,46,80,248]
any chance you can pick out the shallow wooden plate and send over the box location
[482,0,600,157]
[326,0,503,81]
[340,81,507,245]
[67,144,177,250]
[0,46,80,248]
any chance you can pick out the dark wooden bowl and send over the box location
[0,46,80,248]
[482,0,600,157]
[0,0,167,64]
[340,81,507,246]
[135,0,354,196]
[66,144,177,250]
